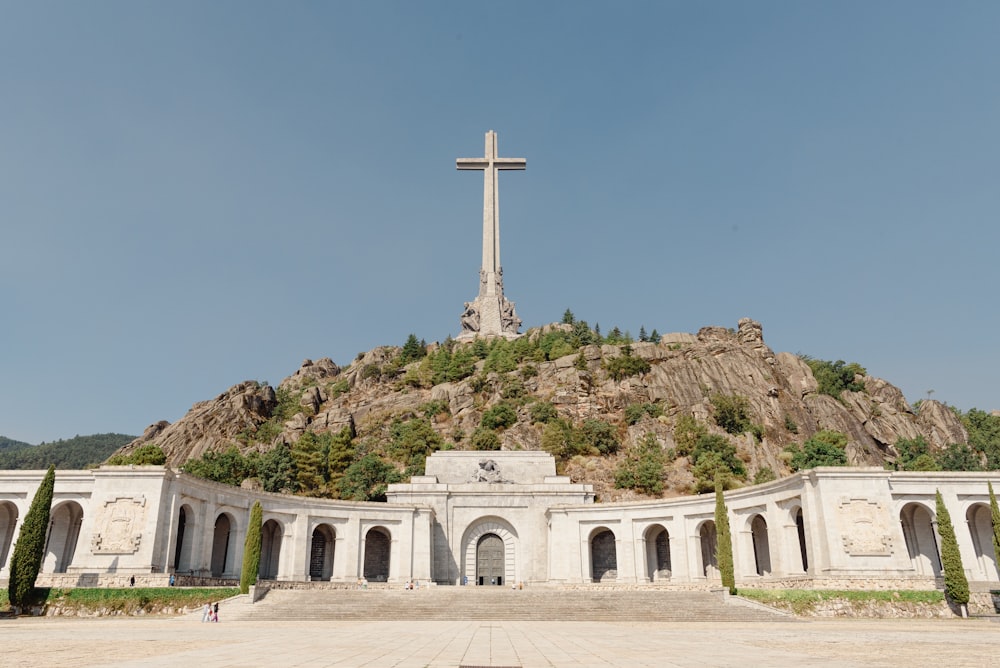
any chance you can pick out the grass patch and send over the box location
[3,587,238,615]
[739,589,944,615]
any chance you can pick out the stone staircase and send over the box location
[227,587,788,622]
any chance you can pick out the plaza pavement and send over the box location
[2,613,998,667]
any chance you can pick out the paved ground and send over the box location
[2,613,998,668]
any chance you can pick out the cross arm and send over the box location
[456,159,489,170]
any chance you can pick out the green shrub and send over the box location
[481,403,517,430]
[802,357,867,399]
[470,427,501,451]
[624,403,664,426]
[710,394,753,435]
[419,400,449,418]
[783,415,798,433]
[528,401,558,424]
[106,444,166,466]
[578,419,619,455]
[753,467,776,485]
[339,455,402,502]
[603,350,650,381]
[786,430,848,471]
[674,415,707,457]
[540,420,576,459]
[692,434,745,478]
[614,433,665,495]
[937,443,982,471]
[328,379,350,398]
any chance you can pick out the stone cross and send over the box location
[456,131,524,339]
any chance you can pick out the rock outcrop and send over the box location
[115,319,970,500]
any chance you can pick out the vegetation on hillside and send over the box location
[800,357,867,400]
[0,433,135,470]
[159,314,1000,503]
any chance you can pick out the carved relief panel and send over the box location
[91,496,146,554]
[838,497,893,556]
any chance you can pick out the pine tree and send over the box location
[648,329,661,344]
[8,465,55,611]
[935,489,969,608]
[400,334,425,364]
[240,501,263,594]
[715,476,736,595]
[989,482,1000,579]
[638,326,648,342]
[562,309,575,325]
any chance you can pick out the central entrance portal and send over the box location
[476,533,504,586]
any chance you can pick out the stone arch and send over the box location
[749,514,771,576]
[698,520,718,578]
[643,524,671,581]
[309,524,336,581]
[966,503,998,580]
[211,512,238,577]
[461,517,517,586]
[900,502,941,577]
[0,501,18,572]
[793,506,809,572]
[45,501,84,573]
[590,527,618,583]
[259,519,282,580]
[172,503,196,573]
[363,526,391,582]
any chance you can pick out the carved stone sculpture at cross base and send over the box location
[456,130,525,340]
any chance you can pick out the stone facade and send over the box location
[1,453,999,592]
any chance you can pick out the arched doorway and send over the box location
[46,501,84,573]
[461,518,517,586]
[259,519,282,580]
[363,527,391,582]
[0,501,18,571]
[310,525,335,580]
[966,503,998,580]
[644,525,671,581]
[590,529,617,582]
[750,515,771,576]
[900,503,941,576]
[173,505,196,572]
[699,521,718,578]
[795,508,809,572]
[476,533,505,585]
[211,513,235,577]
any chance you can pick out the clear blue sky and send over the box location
[2,2,998,445]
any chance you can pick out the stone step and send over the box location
[229,588,785,623]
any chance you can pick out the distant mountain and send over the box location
[0,433,136,470]
[0,436,33,451]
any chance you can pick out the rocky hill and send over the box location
[113,318,971,500]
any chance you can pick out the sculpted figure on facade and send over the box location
[460,302,480,334]
[473,458,504,483]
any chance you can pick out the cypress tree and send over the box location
[989,482,1000,578]
[8,465,55,611]
[714,476,736,595]
[935,489,969,608]
[240,501,263,595]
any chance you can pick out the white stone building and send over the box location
[1,451,998,591]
